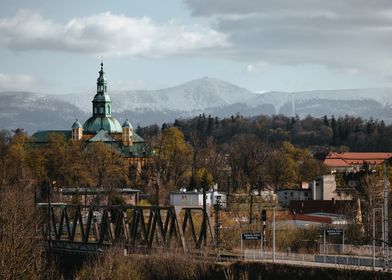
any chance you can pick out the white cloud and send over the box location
[0,10,229,57]
[0,73,44,92]
[246,64,254,73]
[184,0,392,74]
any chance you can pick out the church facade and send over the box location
[32,63,153,174]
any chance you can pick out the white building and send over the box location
[276,175,339,207]
[169,187,226,208]
[276,189,311,207]
[309,174,336,200]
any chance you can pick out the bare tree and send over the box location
[0,184,54,279]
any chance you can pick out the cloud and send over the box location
[0,73,44,92]
[246,64,254,73]
[0,10,229,57]
[183,0,392,73]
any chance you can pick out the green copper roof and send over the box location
[122,119,132,129]
[97,62,107,83]
[32,130,72,143]
[132,132,145,143]
[83,116,122,134]
[120,142,154,157]
[72,119,83,129]
[88,129,116,142]
[93,93,111,102]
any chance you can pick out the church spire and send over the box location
[92,62,111,117]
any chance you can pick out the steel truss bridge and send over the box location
[38,204,215,254]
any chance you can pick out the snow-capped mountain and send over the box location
[1,77,392,132]
[56,77,256,113]
[248,88,392,118]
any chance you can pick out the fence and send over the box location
[244,249,391,269]
[322,243,392,257]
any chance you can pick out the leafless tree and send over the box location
[0,184,56,279]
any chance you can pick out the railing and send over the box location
[244,249,391,269]
[323,243,392,257]
[244,250,314,263]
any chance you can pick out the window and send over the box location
[290,192,293,197]
[99,107,104,114]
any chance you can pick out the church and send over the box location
[32,62,153,174]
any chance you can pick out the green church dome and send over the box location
[83,116,122,134]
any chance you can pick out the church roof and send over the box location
[122,119,132,129]
[121,142,153,158]
[88,129,116,142]
[32,130,72,143]
[83,116,122,134]
[97,62,107,83]
[72,119,83,129]
[132,132,145,143]
[93,93,111,102]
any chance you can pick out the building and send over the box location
[276,175,351,207]
[169,189,227,208]
[61,187,140,205]
[309,174,336,200]
[225,191,278,216]
[323,152,392,173]
[276,189,311,207]
[289,200,353,215]
[32,62,153,174]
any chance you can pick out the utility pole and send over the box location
[47,180,51,250]
[273,207,276,263]
[214,196,221,247]
[202,175,207,247]
[249,194,253,224]
[384,160,389,268]
[373,208,376,270]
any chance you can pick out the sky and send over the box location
[1,0,392,94]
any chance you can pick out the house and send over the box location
[169,188,227,208]
[323,152,392,173]
[276,174,352,207]
[309,174,337,200]
[276,189,311,207]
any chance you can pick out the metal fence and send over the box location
[244,250,314,262]
[323,243,392,257]
[244,249,391,269]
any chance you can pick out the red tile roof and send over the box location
[323,152,392,168]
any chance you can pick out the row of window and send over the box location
[93,105,111,114]
[97,85,107,92]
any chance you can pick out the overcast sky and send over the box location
[1,0,392,94]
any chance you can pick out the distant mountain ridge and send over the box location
[1,78,392,133]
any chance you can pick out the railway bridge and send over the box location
[38,204,215,254]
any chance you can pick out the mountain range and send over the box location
[1,77,392,134]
